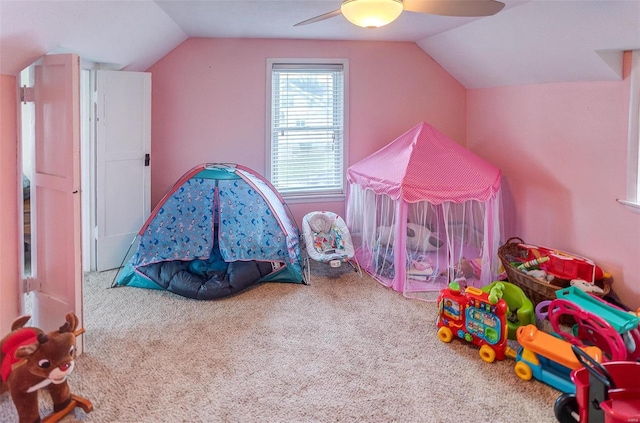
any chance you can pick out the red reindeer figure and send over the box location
[0,313,92,423]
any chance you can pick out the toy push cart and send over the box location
[555,345,640,422]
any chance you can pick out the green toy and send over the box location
[481,281,535,340]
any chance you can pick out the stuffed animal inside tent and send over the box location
[376,223,443,251]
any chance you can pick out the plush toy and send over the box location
[406,223,443,251]
[0,313,93,423]
[570,278,604,294]
[376,223,443,252]
[456,257,477,279]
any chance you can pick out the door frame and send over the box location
[79,61,120,272]
[81,67,95,272]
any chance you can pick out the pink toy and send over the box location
[346,122,504,300]
[537,286,640,362]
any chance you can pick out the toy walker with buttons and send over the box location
[436,280,515,363]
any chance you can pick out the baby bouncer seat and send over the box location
[302,211,362,282]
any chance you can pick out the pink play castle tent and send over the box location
[346,122,503,300]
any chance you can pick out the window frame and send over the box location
[265,58,349,203]
[619,50,640,212]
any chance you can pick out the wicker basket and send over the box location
[498,237,610,307]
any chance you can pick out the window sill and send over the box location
[283,193,345,204]
[617,199,640,213]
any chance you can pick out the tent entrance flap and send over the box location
[114,163,304,300]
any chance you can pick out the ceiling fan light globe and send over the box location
[341,0,403,28]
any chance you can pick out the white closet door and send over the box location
[95,70,151,271]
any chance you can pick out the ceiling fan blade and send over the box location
[402,0,505,17]
[294,9,342,26]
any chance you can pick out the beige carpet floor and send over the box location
[0,261,560,422]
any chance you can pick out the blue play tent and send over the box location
[113,163,305,299]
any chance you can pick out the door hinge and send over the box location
[20,86,35,104]
[23,277,36,294]
[145,153,150,166]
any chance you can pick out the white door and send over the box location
[31,54,83,346]
[95,70,151,271]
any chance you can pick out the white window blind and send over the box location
[269,63,345,198]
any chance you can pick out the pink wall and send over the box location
[467,56,640,309]
[1,38,638,317]
[0,74,20,332]
[147,38,467,224]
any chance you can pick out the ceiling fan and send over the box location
[294,0,505,28]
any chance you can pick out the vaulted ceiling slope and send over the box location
[1,1,639,89]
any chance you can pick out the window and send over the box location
[620,50,640,211]
[267,59,348,202]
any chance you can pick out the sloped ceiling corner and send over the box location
[0,0,188,75]
[417,0,640,89]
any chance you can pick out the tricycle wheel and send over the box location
[554,393,579,423]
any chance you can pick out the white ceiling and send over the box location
[1,0,639,88]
